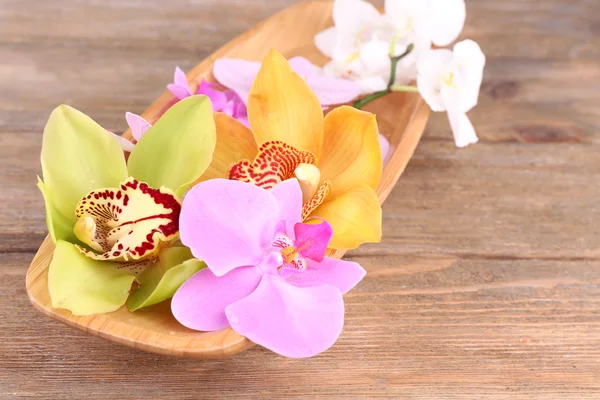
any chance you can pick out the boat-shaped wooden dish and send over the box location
[26,0,430,358]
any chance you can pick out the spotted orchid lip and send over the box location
[74,177,181,263]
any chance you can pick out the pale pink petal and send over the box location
[270,179,303,228]
[305,75,361,105]
[236,116,250,128]
[167,67,193,100]
[213,58,261,105]
[289,57,318,78]
[378,133,390,164]
[125,112,152,142]
[293,220,332,262]
[196,80,227,111]
[171,266,263,331]
[281,257,366,295]
[179,179,280,276]
[108,131,135,153]
[225,275,345,358]
[173,66,189,88]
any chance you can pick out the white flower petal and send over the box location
[314,27,338,58]
[360,39,391,74]
[416,48,453,112]
[442,88,478,147]
[333,0,381,35]
[452,39,486,112]
[108,131,135,153]
[428,0,466,46]
[356,76,389,94]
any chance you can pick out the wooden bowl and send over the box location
[25,0,430,358]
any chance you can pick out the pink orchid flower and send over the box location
[167,67,249,127]
[213,56,361,107]
[171,179,366,358]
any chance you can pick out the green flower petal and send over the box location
[37,177,78,243]
[48,240,135,316]
[127,95,217,197]
[41,105,128,221]
[127,247,205,311]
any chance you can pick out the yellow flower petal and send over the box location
[310,185,382,250]
[319,106,382,198]
[248,49,324,160]
[198,113,258,182]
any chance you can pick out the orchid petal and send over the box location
[288,57,318,77]
[128,95,216,197]
[445,107,478,148]
[356,76,388,94]
[127,247,204,311]
[40,105,128,225]
[304,75,361,106]
[319,106,382,198]
[311,185,382,250]
[196,81,228,111]
[73,178,181,262]
[213,58,261,104]
[271,178,303,228]
[416,49,454,112]
[167,66,192,99]
[48,240,135,316]
[37,177,78,243]
[379,134,390,165]
[108,131,135,153]
[294,219,333,262]
[179,179,280,276]
[428,0,466,47]
[198,112,258,182]
[172,265,263,331]
[281,256,366,294]
[225,274,344,358]
[248,49,324,160]
[452,39,486,112]
[228,141,316,190]
[333,0,381,35]
[125,112,152,142]
[314,27,338,58]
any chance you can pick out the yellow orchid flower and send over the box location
[200,49,383,249]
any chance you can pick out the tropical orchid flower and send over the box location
[314,0,466,94]
[167,67,249,126]
[198,49,383,250]
[213,56,360,107]
[172,179,366,358]
[417,40,485,148]
[38,96,216,315]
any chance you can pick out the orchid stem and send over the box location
[391,85,419,93]
[353,43,415,110]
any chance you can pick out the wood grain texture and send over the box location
[2,0,600,398]
[25,0,429,359]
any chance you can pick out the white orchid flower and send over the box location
[417,40,485,148]
[315,0,466,94]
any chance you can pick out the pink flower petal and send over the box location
[179,179,280,277]
[288,56,318,78]
[270,179,303,229]
[108,131,135,153]
[293,219,332,262]
[280,257,366,295]
[305,75,361,106]
[196,80,228,110]
[213,58,261,105]
[225,274,345,358]
[378,133,390,165]
[171,266,263,331]
[173,66,189,88]
[125,112,152,142]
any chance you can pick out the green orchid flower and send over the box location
[38,96,215,315]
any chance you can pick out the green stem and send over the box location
[353,43,415,110]
[391,85,419,93]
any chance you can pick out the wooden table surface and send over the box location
[1,0,599,398]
